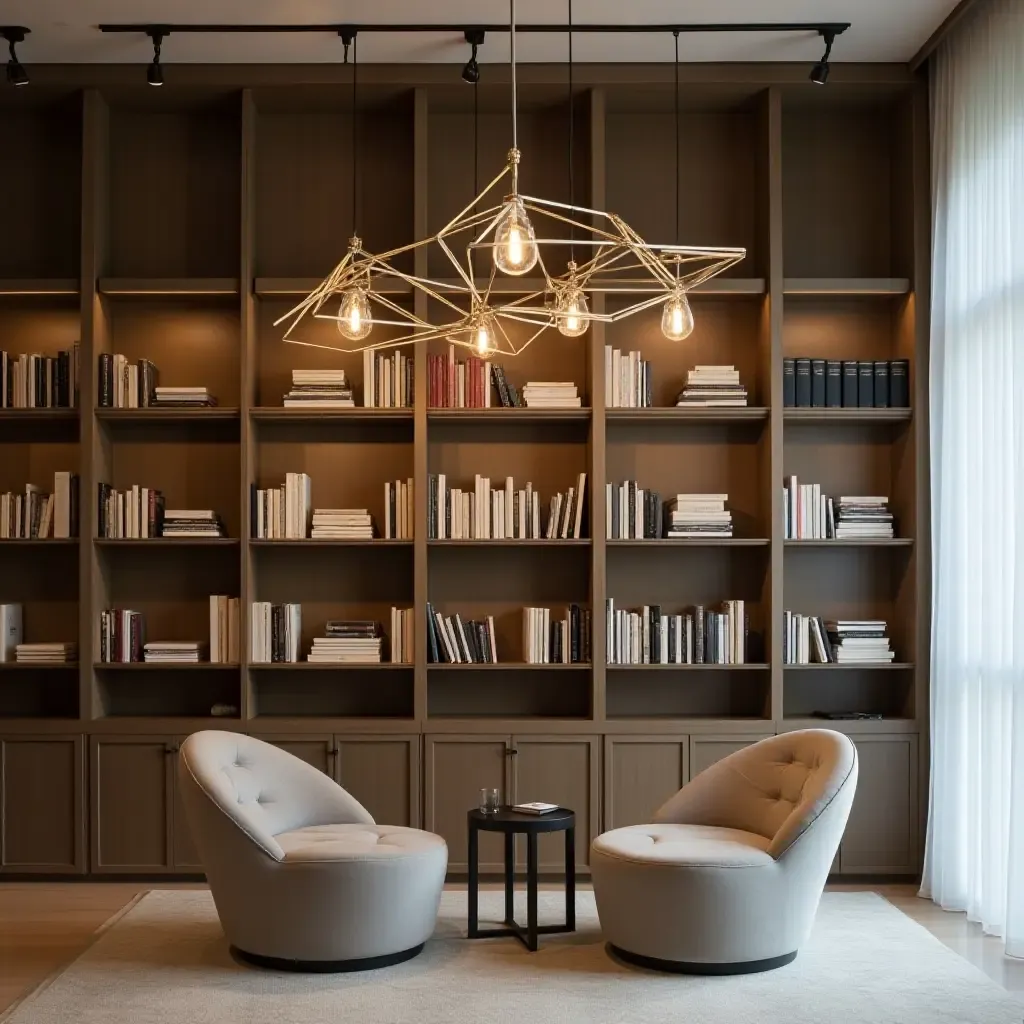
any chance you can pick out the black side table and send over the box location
[467,806,576,952]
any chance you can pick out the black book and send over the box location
[890,359,909,407]
[858,361,875,408]
[570,604,580,663]
[810,359,826,407]
[825,360,842,407]
[695,605,705,664]
[782,357,796,407]
[873,361,890,408]
[795,358,812,407]
[842,360,859,407]
[98,353,113,407]
[651,605,661,665]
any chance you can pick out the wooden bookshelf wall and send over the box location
[0,65,929,877]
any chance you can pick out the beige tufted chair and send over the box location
[178,731,447,971]
[591,729,858,974]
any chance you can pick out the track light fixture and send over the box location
[2,27,29,87]
[810,29,835,85]
[462,29,484,84]
[146,28,166,86]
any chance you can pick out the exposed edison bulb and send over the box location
[474,314,496,356]
[556,281,589,338]
[661,288,694,341]
[336,287,373,341]
[493,197,539,276]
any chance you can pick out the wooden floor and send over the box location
[1,882,1022,1016]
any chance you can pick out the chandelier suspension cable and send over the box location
[474,65,479,203]
[568,0,575,261]
[510,0,518,188]
[351,33,359,235]
[674,28,680,248]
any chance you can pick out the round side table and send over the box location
[466,806,576,952]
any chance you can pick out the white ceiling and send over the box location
[2,1,960,65]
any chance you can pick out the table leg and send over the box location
[565,826,576,931]
[526,831,539,952]
[468,823,479,938]
[504,831,515,925]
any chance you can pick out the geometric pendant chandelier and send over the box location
[277,2,746,357]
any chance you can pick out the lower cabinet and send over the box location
[0,735,85,873]
[604,736,688,831]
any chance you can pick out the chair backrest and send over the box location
[179,731,374,861]
[654,729,857,858]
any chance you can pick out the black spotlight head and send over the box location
[3,27,29,86]
[146,28,166,87]
[809,61,829,85]
[147,60,164,86]
[462,30,484,85]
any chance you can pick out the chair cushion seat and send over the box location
[592,823,773,868]
[276,823,447,864]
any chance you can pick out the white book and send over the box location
[0,604,23,662]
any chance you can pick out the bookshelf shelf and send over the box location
[94,663,241,671]
[0,279,80,297]
[0,408,78,421]
[784,663,914,671]
[0,539,78,547]
[0,662,79,671]
[783,408,912,423]
[254,277,411,297]
[428,408,591,424]
[94,538,240,548]
[782,278,911,297]
[248,662,413,671]
[98,277,241,297]
[606,663,771,672]
[606,407,769,424]
[607,538,770,548]
[250,539,413,548]
[427,663,592,672]
[95,407,241,423]
[783,539,914,548]
[427,539,590,548]
[251,407,414,424]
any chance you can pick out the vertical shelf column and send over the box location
[240,89,258,719]
[589,88,607,725]
[762,87,785,723]
[413,87,430,723]
[79,90,109,721]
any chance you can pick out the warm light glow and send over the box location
[555,277,589,338]
[493,198,539,276]
[475,318,495,356]
[661,288,694,341]
[336,287,373,341]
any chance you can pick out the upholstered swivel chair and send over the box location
[591,729,857,974]
[178,730,447,972]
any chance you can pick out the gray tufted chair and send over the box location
[591,729,858,974]
[178,730,447,971]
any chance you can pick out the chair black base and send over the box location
[608,943,798,976]
[231,942,425,973]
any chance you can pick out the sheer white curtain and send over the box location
[922,0,1024,958]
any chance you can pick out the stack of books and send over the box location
[522,382,581,409]
[308,621,382,664]
[161,510,227,538]
[605,347,653,408]
[390,607,414,664]
[310,509,374,540]
[209,595,240,664]
[384,479,414,539]
[428,346,493,408]
[250,602,301,663]
[364,349,413,408]
[153,386,217,408]
[675,365,748,407]
[665,494,733,539]
[15,642,77,665]
[827,620,894,663]
[425,604,498,664]
[143,641,207,664]
[523,605,592,664]
[97,484,165,539]
[606,481,663,539]
[97,354,159,407]
[0,472,79,539]
[1,347,79,408]
[282,369,354,409]
[784,358,909,409]
[606,599,747,664]
[251,473,312,539]
[834,497,894,539]
[99,609,145,663]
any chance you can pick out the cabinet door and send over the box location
[424,735,510,873]
[91,736,174,873]
[689,734,773,780]
[170,737,204,871]
[261,735,335,776]
[839,734,919,875]
[512,735,599,872]
[0,735,85,873]
[604,736,688,831]
[337,735,420,828]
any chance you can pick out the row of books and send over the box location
[606,598,749,664]
[384,479,414,540]
[783,479,894,539]
[2,348,79,408]
[251,473,312,539]
[250,602,301,663]
[523,605,592,664]
[605,348,653,408]
[426,604,497,664]
[0,473,79,539]
[783,613,894,664]
[390,607,415,664]
[0,605,77,663]
[783,358,909,409]
[364,350,414,408]
[283,369,353,409]
[97,484,164,538]
[97,354,159,408]
[428,350,494,408]
[209,595,241,664]
[249,605,412,663]
[427,474,587,540]
[676,366,748,408]
[99,608,145,663]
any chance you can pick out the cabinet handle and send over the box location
[165,743,180,754]
[508,746,518,757]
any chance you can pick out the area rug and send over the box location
[5,890,1021,1024]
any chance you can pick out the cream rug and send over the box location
[5,890,1022,1024]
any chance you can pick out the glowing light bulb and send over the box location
[661,288,694,341]
[336,287,373,341]
[474,315,496,356]
[493,197,538,276]
[555,277,589,338]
